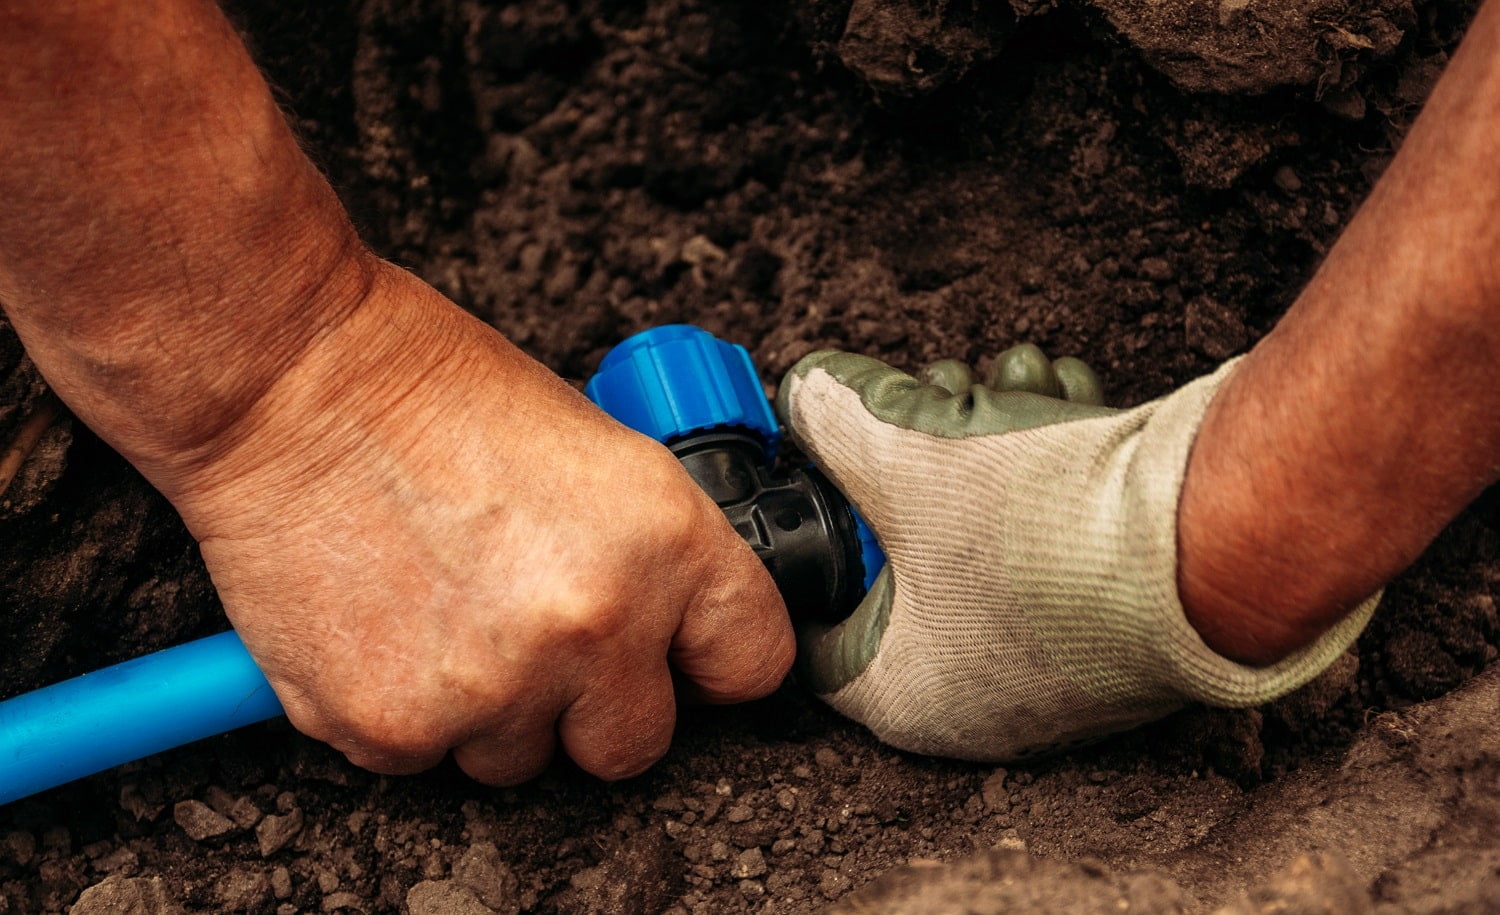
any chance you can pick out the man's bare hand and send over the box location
[162,261,793,783]
[0,0,793,784]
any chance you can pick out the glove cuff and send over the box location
[1013,358,1377,710]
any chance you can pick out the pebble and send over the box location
[256,808,305,857]
[814,748,843,769]
[72,876,183,915]
[173,800,236,842]
[214,868,271,911]
[733,848,768,879]
[818,869,851,898]
[681,234,727,266]
[725,805,754,823]
[406,880,496,915]
[320,891,366,911]
[453,842,520,914]
[980,769,1009,812]
[227,796,264,830]
[271,866,293,899]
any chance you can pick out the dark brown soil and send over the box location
[3,0,1498,912]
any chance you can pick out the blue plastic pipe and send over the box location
[0,631,281,805]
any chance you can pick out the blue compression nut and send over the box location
[588,324,886,601]
[585,325,781,458]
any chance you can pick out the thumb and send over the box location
[795,566,894,695]
[776,350,926,525]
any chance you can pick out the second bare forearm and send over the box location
[1178,0,1500,663]
[0,0,373,480]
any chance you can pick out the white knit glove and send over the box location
[778,346,1378,761]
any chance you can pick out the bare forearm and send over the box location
[1179,0,1500,662]
[0,0,373,485]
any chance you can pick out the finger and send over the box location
[278,693,450,776]
[557,661,678,781]
[985,343,1062,398]
[341,744,448,777]
[917,358,975,395]
[669,519,795,704]
[1053,356,1105,406]
[452,710,560,787]
[796,567,893,695]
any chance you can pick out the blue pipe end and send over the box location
[0,631,282,805]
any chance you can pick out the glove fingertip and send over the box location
[776,349,844,425]
[987,343,1063,398]
[1054,356,1106,406]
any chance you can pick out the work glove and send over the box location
[778,345,1377,760]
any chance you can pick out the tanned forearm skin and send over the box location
[1179,0,1500,664]
[0,0,792,784]
[0,1,373,493]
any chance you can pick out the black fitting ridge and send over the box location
[668,430,865,623]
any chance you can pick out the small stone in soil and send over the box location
[256,808,305,857]
[981,768,1010,812]
[72,876,183,915]
[173,800,235,842]
[733,848,767,879]
[407,880,495,915]
[454,841,521,914]
[214,868,271,911]
[320,891,366,911]
[271,866,293,899]
[228,796,263,830]
[819,869,852,898]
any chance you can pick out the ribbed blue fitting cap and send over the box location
[586,325,781,459]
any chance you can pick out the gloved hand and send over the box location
[778,345,1377,760]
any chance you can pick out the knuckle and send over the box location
[638,451,709,538]
[455,750,552,788]
[543,582,632,649]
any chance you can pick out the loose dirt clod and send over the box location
[255,808,304,858]
[70,876,183,915]
[172,800,235,843]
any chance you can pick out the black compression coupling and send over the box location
[585,325,884,621]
